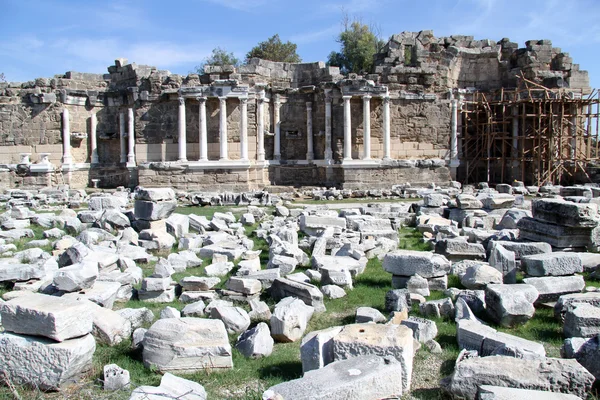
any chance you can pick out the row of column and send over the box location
[341,94,391,161]
[63,108,135,167]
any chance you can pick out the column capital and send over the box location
[342,95,353,101]
[382,95,390,104]
[218,96,227,102]
[178,96,185,105]
[363,95,372,101]
[197,96,207,103]
[306,101,312,110]
[239,97,248,105]
[274,94,281,105]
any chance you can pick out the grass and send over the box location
[0,205,591,399]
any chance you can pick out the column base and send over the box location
[178,158,188,162]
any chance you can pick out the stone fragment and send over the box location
[134,200,177,221]
[143,318,232,372]
[460,264,503,289]
[0,293,93,342]
[130,372,207,400]
[235,322,274,359]
[300,325,343,373]
[210,306,250,334]
[180,276,220,291]
[522,252,583,277]
[270,297,314,343]
[321,284,347,299]
[332,323,414,392]
[487,242,517,283]
[401,317,438,343]
[0,332,96,391]
[523,275,585,303]
[435,239,486,261]
[116,307,155,330]
[477,385,583,400]
[383,250,450,278]
[270,278,325,312]
[564,303,600,338]
[265,355,403,400]
[554,292,600,321]
[441,354,594,400]
[420,298,455,319]
[103,364,130,391]
[385,289,411,312]
[532,198,599,227]
[485,284,538,327]
[160,306,181,319]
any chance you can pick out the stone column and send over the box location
[177,97,187,162]
[119,110,126,163]
[450,99,459,161]
[256,92,266,161]
[90,113,99,164]
[127,107,136,166]
[240,97,248,160]
[273,94,281,160]
[62,108,72,165]
[382,95,391,160]
[343,95,352,161]
[219,96,228,160]
[363,95,371,160]
[198,96,208,161]
[306,101,314,161]
[324,92,333,161]
[571,105,577,159]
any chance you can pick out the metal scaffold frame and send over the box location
[458,77,600,186]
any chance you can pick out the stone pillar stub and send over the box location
[90,113,99,164]
[62,108,72,165]
[274,94,281,161]
[382,95,391,160]
[177,97,187,162]
[219,96,228,160]
[306,101,314,161]
[363,95,371,160]
[343,95,352,161]
[240,97,248,160]
[198,96,208,161]
[127,107,136,167]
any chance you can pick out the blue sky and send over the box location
[2,0,599,88]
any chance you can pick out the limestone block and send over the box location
[523,275,585,303]
[180,276,220,291]
[435,238,486,261]
[564,303,600,338]
[0,332,96,391]
[332,323,414,392]
[270,297,315,343]
[300,325,344,373]
[485,284,538,327]
[554,292,600,321]
[321,285,347,299]
[166,213,189,239]
[479,194,515,209]
[477,385,584,400]
[267,254,298,275]
[265,355,403,400]
[522,252,583,277]
[116,307,155,330]
[130,372,206,400]
[135,188,176,202]
[419,298,455,319]
[138,286,176,303]
[487,242,517,283]
[456,194,483,209]
[210,306,250,334]
[142,318,232,372]
[226,277,262,295]
[134,200,177,221]
[235,322,274,359]
[270,278,325,312]
[0,293,93,341]
[160,306,181,319]
[385,289,411,312]
[460,264,503,289]
[311,255,364,277]
[355,307,387,324]
[103,363,130,391]
[517,217,596,248]
[441,354,594,400]
[532,198,599,227]
[320,266,353,289]
[401,316,438,343]
[0,259,46,282]
[383,250,451,278]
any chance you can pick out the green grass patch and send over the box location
[398,227,431,251]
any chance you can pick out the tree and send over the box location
[0,73,5,83]
[194,47,240,74]
[327,15,384,74]
[246,34,301,63]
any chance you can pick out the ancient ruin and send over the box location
[1,31,598,191]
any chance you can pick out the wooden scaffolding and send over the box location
[459,80,600,186]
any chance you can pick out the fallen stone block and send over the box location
[401,316,438,343]
[532,198,599,227]
[441,354,594,400]
[103,363,130,391]
[270,278,325,312]
[460,264,503,289]
[270,297,314,343]
[522,252,583,277]
[554,292,600,321]
[0,332,96,391]
[235,322,274,359]
[477,385,583,400]
[435,239,486,261]
[487,242,517,284]
[0,293,93,342]
[332,323,414,392]
[210,306,250,334]
[300,326,344,373]
[265,355,403,400]
[564,303,600,338]
[383,250,451,278]
[485,284,538,327]
[143,318,232,372]
[523,275,585,303]
[130,372,206,400]
[420,298,455,319]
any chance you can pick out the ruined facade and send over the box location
[0,31,592,190]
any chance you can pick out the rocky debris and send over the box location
[0,293,93,342]
[270,297,314,343]
[210,306,251,334]
[143,318,232,372]
[562,334,600,381]
[321,284,347,299]
[0,332,96,391]
[355,307,387,323]
[130,372,207,400]
[441,353,594,400]
[487,242,517,284]
[270,278,325,312]
[457,319,545,358]
[264,355,404,400]
[117,307,155,330]
[332,323,414,392]
[435,238,486,261]
[523,275,585,303]
[460,263,503,289]
[235,322,274,359]
[420,298,455,319]
[401,317,438,343]
[522,252,583,277]
[554,292,600,321]
[383,250,451,278]
[485,284,538,327]
[103,364,130,391]
[564,303,600,338]
[385,289,411,313]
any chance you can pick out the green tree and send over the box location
[327,16,384,74]
[246,34,301,63]
[194,47,240,74]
